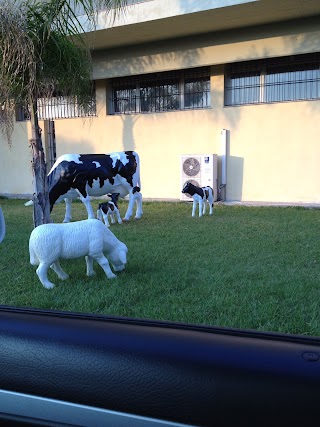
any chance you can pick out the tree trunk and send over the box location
[29,97,51,227]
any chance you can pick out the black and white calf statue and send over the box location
[182,182,214,217]
[97,193,122,227]
[29,219,128,289]
[26,151,143,223]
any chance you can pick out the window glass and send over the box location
[113,84,137,114]
[265,63,319,102]
[184,77,211,109]
[109,68,211,114]
[225,70,260,106]
[16,92,96,121]
[225,54,320,106]
[140,79,180,112]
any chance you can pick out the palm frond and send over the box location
[0,0,127,143]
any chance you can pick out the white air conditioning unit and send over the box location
[180,154,218,201]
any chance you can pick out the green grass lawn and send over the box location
[0,197,319,336]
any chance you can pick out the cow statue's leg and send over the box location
[208,198,214,215]
[115,208,123,224]
[123,190,143,221]
[202,199,207,216]
[63,198,73,223]
[134,191,143,220]
[123,190,136,221]
[102,212,111,227]
[76,187,95,220]
[198,199,204,217]
[97,208,110,227]
[109,212,116,224]
[191,199,197,217]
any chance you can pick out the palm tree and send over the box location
[0,0,127,226]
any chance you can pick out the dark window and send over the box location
[140,79,180,112]
[113,83,137,114]
[225,53,320,106]
[109,68,211,114]
[184,76,211,109]
[265,62,320,102]
[225,70,260,106]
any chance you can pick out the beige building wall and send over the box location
[53,72,320,203]
[0,122,33,196]
[1,17,320,203]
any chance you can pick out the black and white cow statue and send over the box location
[34,151,142,223]
[182,182,214,217]
[97,193,122,227]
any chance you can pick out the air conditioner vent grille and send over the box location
[180,154,218,202]
[182,157,201,177]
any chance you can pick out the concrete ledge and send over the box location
[0,194,32,200]
[1,194,320,209]
[223,200,320,209]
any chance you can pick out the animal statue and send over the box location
[25,151,143,223]
[0,207,5,243]
[97,193,122,227]
[29,219,128,289]
[182,182,214,217]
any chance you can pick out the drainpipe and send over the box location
[219,129,227,201]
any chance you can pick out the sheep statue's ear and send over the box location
[0,207,5,243]
[119,250,127,264]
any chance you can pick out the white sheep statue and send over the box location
[29,219,128,289]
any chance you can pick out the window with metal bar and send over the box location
[16,88,96,122]
[109,67,211,115]
[225,53,320,106]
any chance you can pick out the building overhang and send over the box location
[79,0,320,50]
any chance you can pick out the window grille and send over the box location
[109,67,211,115]
[16,91,96,122]
[225,53,320,106]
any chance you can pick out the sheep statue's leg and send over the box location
[92,253,117,279]
[36,263,55,289]
[50,261,69,280]
[85,255,96,276]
